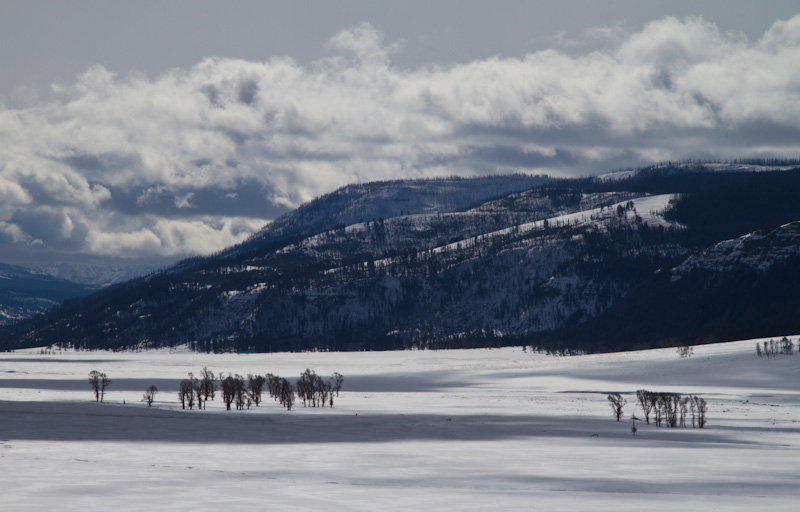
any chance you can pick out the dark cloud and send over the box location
[468,146,580,170]
[62,152,143,177]
[106,182,290,220]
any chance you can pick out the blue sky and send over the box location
[1,1,799,265]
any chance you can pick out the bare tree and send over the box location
[607,393,626,421]
[317,377,331,408]
[220,374,236,410]
[636,390,654,424]
[331,372,344,397]
[247,374,266,406]
[679,397,689,428]
[142,385,158,406]
[651,393,663,427]
[779,336,794,355]
[88,370,111,403]
[296,369,316,407]
[266,373,281,401]
[200,366,216,401]
[279,378,294,410]
[89,371,101,402]
[178,379,195,410]
[100,373,111,402]
[193,378,205,410]
[233,374,247,410]
[692,396,708,428]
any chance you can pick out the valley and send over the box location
[1,338,798,510]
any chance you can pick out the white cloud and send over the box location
[1,15,799,261]
[0,222,42,246]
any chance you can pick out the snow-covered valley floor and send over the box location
[1,339,798,511]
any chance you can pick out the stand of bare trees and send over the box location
[219,373,245,410]
[296,368,335,408]
[88,370,111,403]
[178,377,195,410]
[756,337,794,357]
[164,368,342,412]
[200,366,216,402]
[247,374,266,406]
[634,390,707,428]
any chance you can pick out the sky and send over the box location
[1,1,799,267]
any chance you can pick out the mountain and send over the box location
[0,263,97,325]
[23,262,159,288]
[548,219,800,353]
[4,162,800,353]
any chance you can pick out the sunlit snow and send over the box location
[1,339,798,510]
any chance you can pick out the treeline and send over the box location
[662,168,800,248]
[156,367,343,412]
[633,390,708,429]
[756,336,795,357]
[607,390,708,432]
[541,251,800,353]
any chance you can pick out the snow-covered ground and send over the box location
[1,339,798,511]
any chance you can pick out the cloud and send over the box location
[85,216,264,258]
[1,16,799,262]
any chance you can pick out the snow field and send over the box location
[1,339,798,510]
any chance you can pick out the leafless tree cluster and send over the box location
[88,370,111,403]
[635,390,707,429]
[149,368,343,412]
[247,374,266,406]
[266,373,295,410]
[199,366,216,401]
[296,368,338,408]
[178,377,196,410]
[756,337,794,357]
[219,373,247,410]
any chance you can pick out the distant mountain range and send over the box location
[0,262,156,326]
[0,263,97,324]
[3,161,800,353]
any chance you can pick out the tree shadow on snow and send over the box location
[0,400,758,447]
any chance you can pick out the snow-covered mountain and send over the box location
[672,221,800,278]
[24,262,158,287]
[0,263,97,325]
[556,217,800,353]
[4,162,800,352]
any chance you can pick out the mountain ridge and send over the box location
[4,162,800,352]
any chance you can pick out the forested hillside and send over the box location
[4,162,800,353]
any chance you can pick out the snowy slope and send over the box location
[6,164,800,352]
[672,221,800,279]
[4,177,690,351]
[598,161,800,181]
[232,175,552,254]
[1,338,798,511]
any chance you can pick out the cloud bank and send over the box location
[1,15,799,262]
